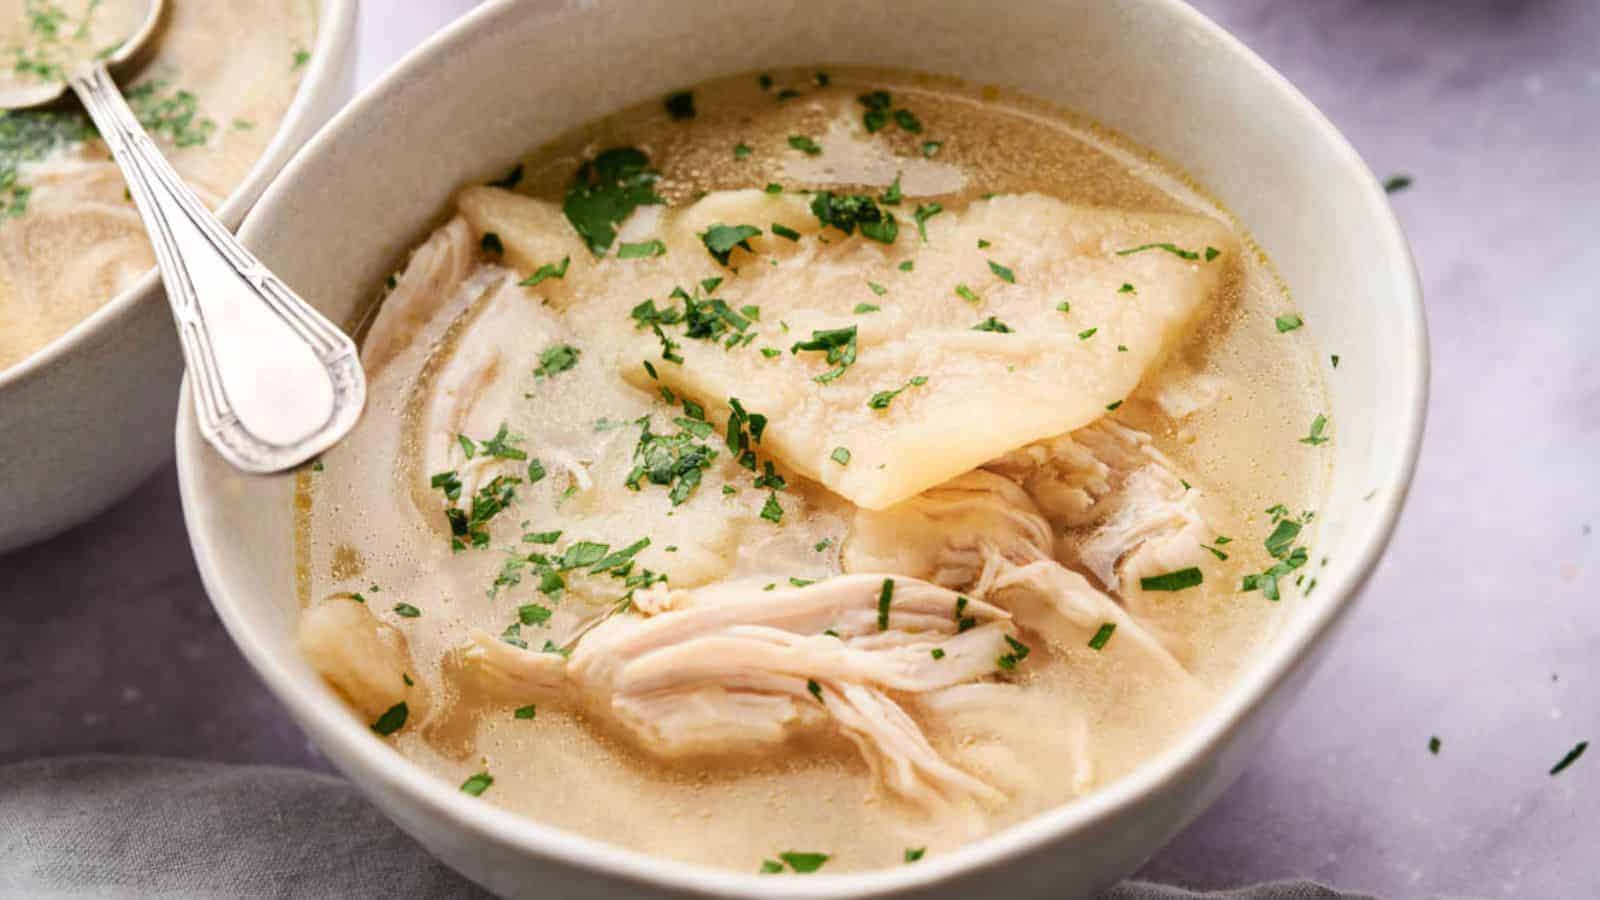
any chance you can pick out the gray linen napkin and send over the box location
[0,756,1374,899]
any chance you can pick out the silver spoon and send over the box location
[0,0,363,474]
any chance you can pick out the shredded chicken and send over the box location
[843,469,1196,683]
[988,419,1215,600]
[462,574,1014,810]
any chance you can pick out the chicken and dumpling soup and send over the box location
[297,68,1331,873]
[0,0,316,371]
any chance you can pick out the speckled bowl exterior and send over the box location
[178,1,1428,897]
[0,0,358,554]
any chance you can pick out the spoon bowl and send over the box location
[0,0,165,110]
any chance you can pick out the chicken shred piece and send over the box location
[843,469,1196,682]
[461,574,1015,810]
[988,419,1216,600]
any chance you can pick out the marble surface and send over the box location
[3,1,1596,897]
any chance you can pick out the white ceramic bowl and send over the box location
[179,0,1428,896]
[0,0,358,554]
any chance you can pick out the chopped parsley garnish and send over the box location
[1056,301,1071,313]
[480,232,504,256]
[930,648,945,660]
[625,418,716,506]
[787,134,822,156]
[126,80,218,148]
[791,325,858,382]
[459,422,528,461]
[814,538,832,552]
[1105,400,1123,411]
[518,604,552,626]
[524,529,561,544]
[430,470,462,501]
[559,541,610,570]
[760,491,784,523]
[393,603,421,618]
[724,396,769,468]
[921,140,942,157]
[701,223,762,265]
[760,860,784,874]
[371,702,408,736]
[1276,314,1304,333]
[514,704,537,720]
[877,578,894,630]
[1383,174,1412,194]
[770,222,801,241]
[893,108,922,133]
[1428,736,1441,755]
[777,851,830,874]
[1078,327,1098,340]
[988,260,1016,283]
[859,90,891,131]
[898,260,914,272]
[955,596,976,632]
[733,142,752,159]
[810,192,897,243]
[459,772,494,796]
[972,316,1012,333]
[807,679,823,701]
[868,375,928,410]
[764,182,782,193]
[1550,741,1587,775]
[912,202,943,242]
[443,475,522,551]
[292,48,311,70]
[997,635,1031,671]
[955,283,981,304]
[663,90,695,120]
[1119,283,1136,294]
[526,459,546,483]
[866,282,887,296]
[533,344,580,379]
[519,256,571,287]
[1300,414,1330,446]
[880,174,903,205]
[1115,242,1200,261]
[1265,518,1302,558]
[1088,623,1116,650]
[905,847,926,863]
[1242,508,1313,601]
[830,447,851,465]
[1141,567,1203,592]
[1331,354,1341,368]
[562,147,663,255]
[1205,246,1221,262]
[618,239,666,259]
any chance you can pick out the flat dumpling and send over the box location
[458,185,1235,511]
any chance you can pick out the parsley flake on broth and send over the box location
[296,65,1329,875]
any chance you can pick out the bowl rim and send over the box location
[180,0,1429,895]
[0,0,359,392]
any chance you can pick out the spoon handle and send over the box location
[70,63,364,474]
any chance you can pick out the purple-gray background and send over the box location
[4,2,1597,897]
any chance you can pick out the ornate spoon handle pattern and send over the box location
[72,63,364,473]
